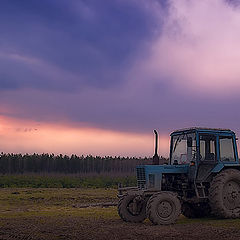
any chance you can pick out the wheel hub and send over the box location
[223,180,240,210]
[127,199,143,216]
[157,201,173,218]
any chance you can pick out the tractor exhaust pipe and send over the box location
[153,130,160,165]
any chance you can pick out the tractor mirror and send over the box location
[187,137,192,147]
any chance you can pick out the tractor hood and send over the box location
[136,164,189,189]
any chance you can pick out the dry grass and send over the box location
[0,188,117,218]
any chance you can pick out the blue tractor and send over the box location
[118,128,240,225]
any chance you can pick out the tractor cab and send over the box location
[170,128,238,166]
[170,128,239,182]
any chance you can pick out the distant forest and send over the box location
[0,153,168,175]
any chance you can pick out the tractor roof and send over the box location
[170,127,234,136]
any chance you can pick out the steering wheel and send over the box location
[192,149,202,161]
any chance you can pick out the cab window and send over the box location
[171,133,196,165]
[219,136,235,162]
[199,134,216,161]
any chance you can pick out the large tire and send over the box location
[209,169,240,218]
[182,202,211,218]
[118,195,147,223]
[147,192,181,225]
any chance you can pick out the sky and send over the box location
[1,0,240,157]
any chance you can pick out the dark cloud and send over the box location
[227,0,240,6]
[0,0,165,91]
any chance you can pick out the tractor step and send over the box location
[196,183,207,198]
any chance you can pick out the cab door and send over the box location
[219,135,236,163]
[196,134,218,182]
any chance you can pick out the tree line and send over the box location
[0,153,168,175]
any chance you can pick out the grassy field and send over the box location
[0,188,118,218]
[1,188,240,239]
[0,175,136,188]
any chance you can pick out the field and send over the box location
[1,189,240,239]
[0,175,136,188]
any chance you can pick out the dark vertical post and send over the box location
[153,130,160,165]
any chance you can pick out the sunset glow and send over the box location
[0,115,170,157]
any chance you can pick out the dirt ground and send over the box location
[1,188,240,240]
[1,215,240,240]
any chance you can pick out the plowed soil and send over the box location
[2,215,240,240]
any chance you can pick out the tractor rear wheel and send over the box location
[147,192,181,225]
[118,194,147,223]
[209,169,240,218]
[182,202,211,218]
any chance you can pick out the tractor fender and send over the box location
[211,163,240,173]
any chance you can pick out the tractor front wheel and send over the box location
[209,169,240,218]
[147,192,181,225]
[118,194,147,223]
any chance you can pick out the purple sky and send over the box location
[1,0,240,156]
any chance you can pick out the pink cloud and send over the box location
[136,0,240,95]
